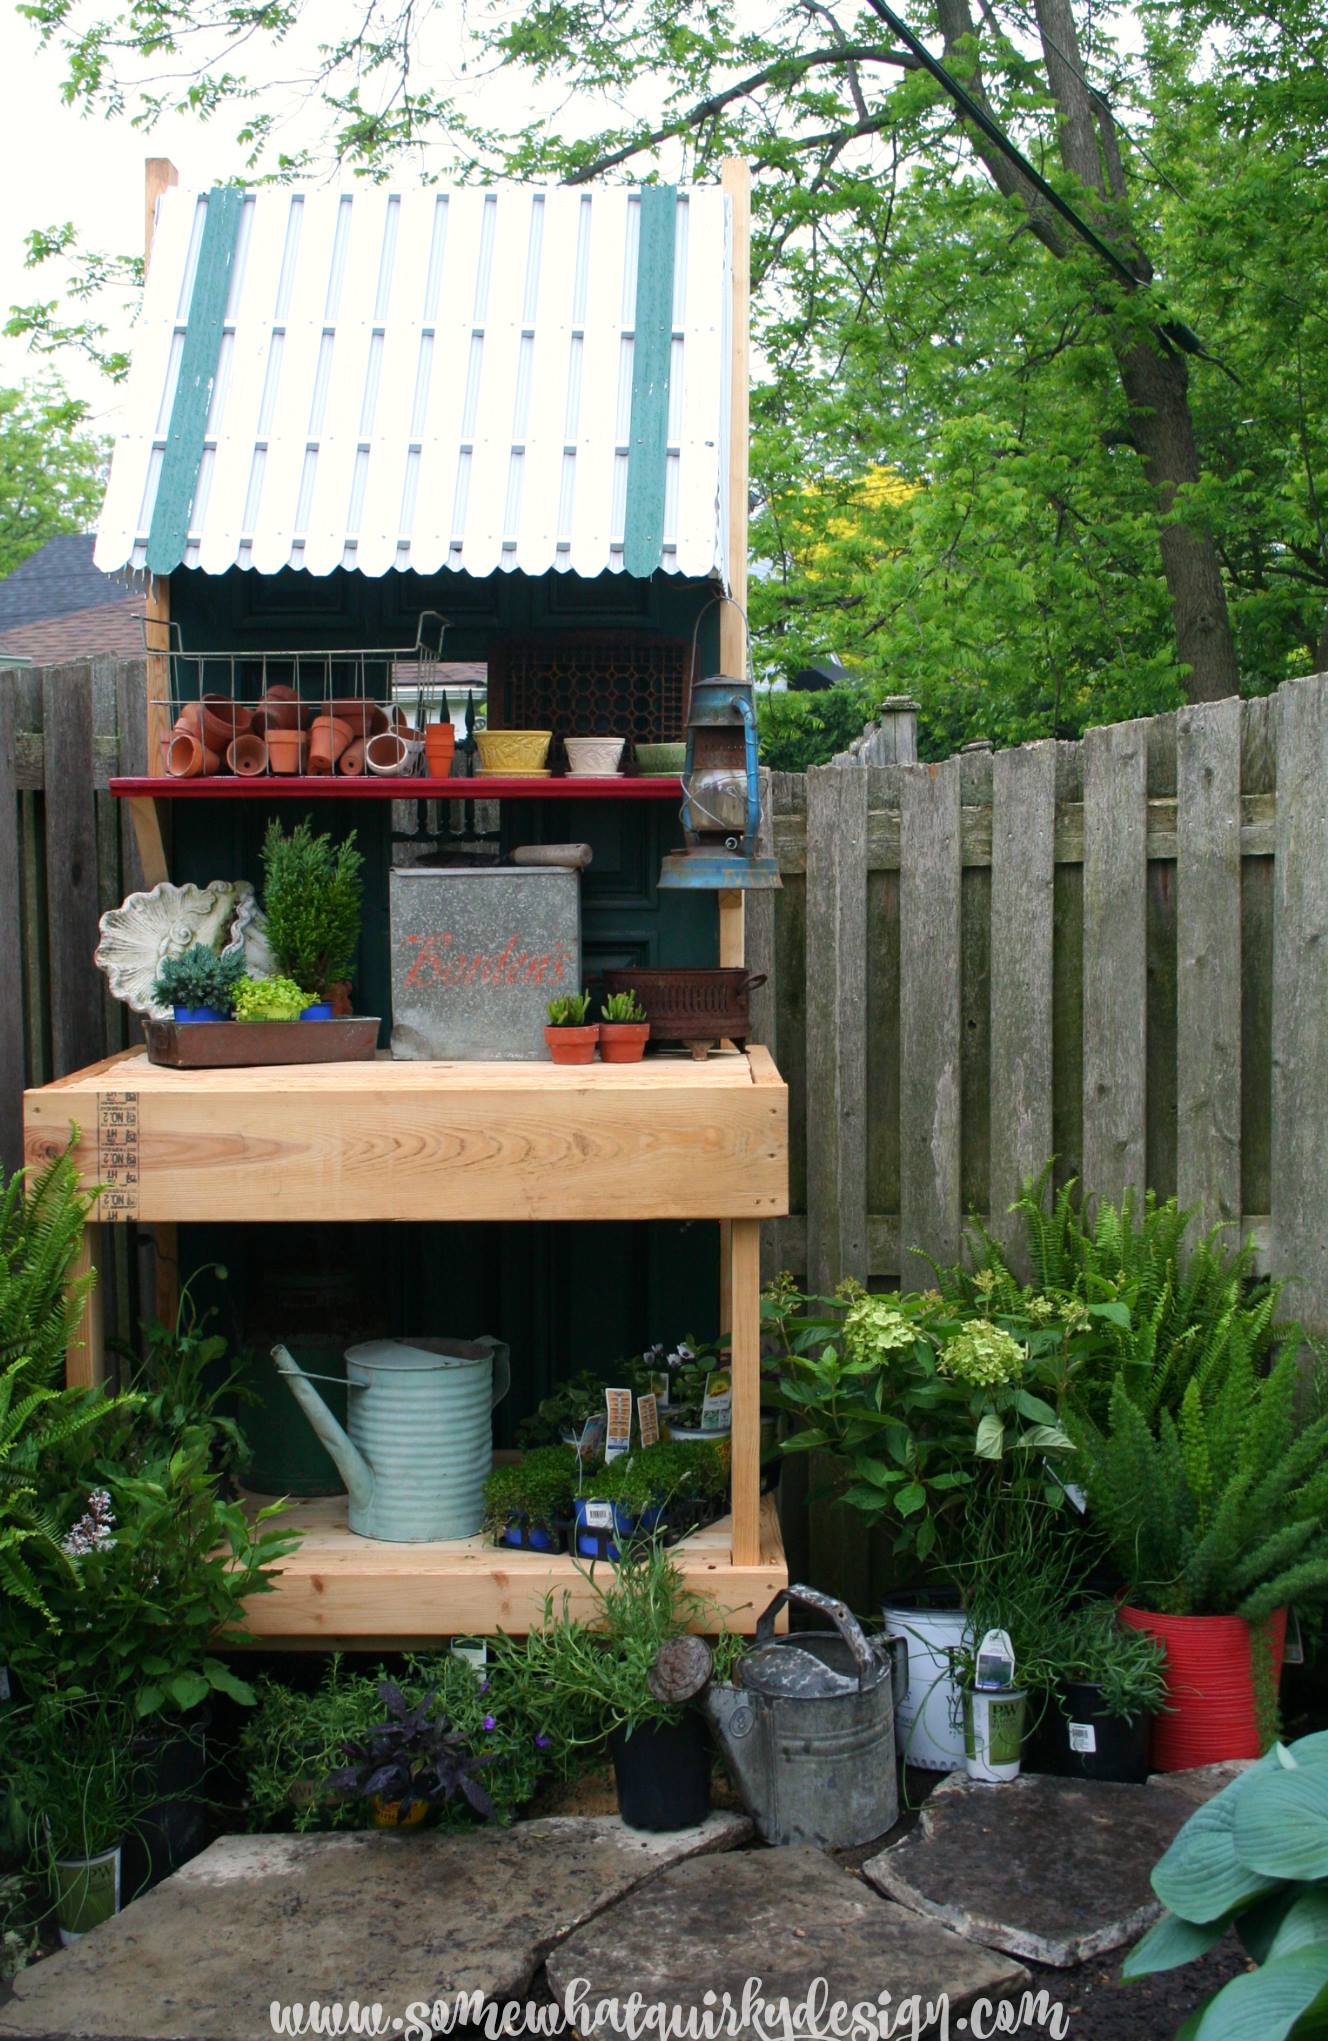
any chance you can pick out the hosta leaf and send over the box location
[1191,1949,1328,2041]
[1122,1908,1225,1978]
[1153,1783,1280,1923]
[1234,1765,1328,1881]
[1267,1892,1328,1962]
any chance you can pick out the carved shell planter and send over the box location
[96,881,274,1020]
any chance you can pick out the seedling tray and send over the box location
[145,1017,381,1068]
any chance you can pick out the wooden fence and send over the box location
[6,656,1328,1601]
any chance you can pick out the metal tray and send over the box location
[145,1017,381,1068]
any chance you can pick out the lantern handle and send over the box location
[685,592,753,729]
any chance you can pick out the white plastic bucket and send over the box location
[882,1603,969,1771]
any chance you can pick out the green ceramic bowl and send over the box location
[635,742,686,774]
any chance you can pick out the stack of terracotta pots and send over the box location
[159,694,405,778]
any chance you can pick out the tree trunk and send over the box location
[933,0,1241,702]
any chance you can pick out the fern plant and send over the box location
[0,1147,96,1387]
[949,1167,1285,1424]
[1068,1340,1328,1622]
[0,1354,122,1619]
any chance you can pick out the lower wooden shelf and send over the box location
[235,1491,789,1643]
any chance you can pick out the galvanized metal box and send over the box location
[389,867,582,1060]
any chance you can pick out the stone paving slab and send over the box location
[1146,1759,1256,1808]
[547,1845,1030,2041]
[863,1772,1194,1968]
[0,1814,750,2041]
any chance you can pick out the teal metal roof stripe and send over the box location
[622,186,677,578]
[145,188,246,575]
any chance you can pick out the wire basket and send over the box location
[144,612,457,779]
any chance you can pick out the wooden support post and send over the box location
[66,1223,106,1389]
[728,1216,762,1566]
[143,159,178,815]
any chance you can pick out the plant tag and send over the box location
[700,1369,732,1431]
[637,1393,661,1447]
[643,1369,670,1409]
[583,1500,614,1529]
[1067,1722,1097,1754]
[451,1640,488,1672]
[974,1627,1016,1690]
[604,1388,633,1460]
[576,1415,606,1464]
[1285,1609,1305,1665]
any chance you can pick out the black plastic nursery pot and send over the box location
[1039,1680,1153,1784]
[121,1710,212,1899]
[610,1712,711,1831]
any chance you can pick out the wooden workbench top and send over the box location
[25,1045,788,1225]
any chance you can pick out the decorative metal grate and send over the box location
[486,634,691,756]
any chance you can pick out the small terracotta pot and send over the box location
[198,694,252,749]
[544,1023,599,1066]
[307,715,353,774]
[425,725,456,776]
[329,699,387,738]
[365,731,411,776]
[337,737,367,776]
[256,685,301,732]
[267,728,309,775]
[328,980,354,1017]
[163,730,221,778]
[226,732,270,777]
[599,1021,650,1063]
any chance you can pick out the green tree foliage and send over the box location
[0,383,106,580]
[14,1,1328,742]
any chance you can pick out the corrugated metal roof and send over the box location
[95,183,733,584]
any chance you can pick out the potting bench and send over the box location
[24,1045,789,1635]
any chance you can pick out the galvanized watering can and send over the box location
[272,1337,510,1543]
[703,1585,906,1848]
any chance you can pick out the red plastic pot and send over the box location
[544,1024,599,1066]
[1118,1604,1287,1769]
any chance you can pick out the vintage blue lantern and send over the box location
[658,672,781,892]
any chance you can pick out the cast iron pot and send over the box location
[610,1712,710,1831]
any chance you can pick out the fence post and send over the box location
[989,741,1056,1273]
[1272,675,1328,1333]
[1176,698,1242,1243]
[899,757,962,1278]
[1082,719,1148,1207]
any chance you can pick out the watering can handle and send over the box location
[477,1337,511,1410]
[754,1584,875,1689]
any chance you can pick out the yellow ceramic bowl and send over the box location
[474,729,553,773]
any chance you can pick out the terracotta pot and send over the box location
[267,728,309,775]
[198,695,252,749]
[307,715,353,774]
[163,730,221,778]
[425,724,456,776]
[226,732,269,777]
[337,737,367,776]
[328,981,354,1017]
[1118,1604,1288,1769]
[329,699,387,738]
[598,1021,650,1063]
[365,731,411,777]
[256,685,302,732]
[544,1024,599,1066]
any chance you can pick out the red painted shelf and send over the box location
[109,776,684,802]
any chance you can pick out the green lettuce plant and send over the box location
[232,975,309,1022]
[1123,1728,1328,2038]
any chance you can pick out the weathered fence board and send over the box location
[988,742,1056,1274]
[805,763,869,1290]
[899,759,962,1279]
[1082,718,1149,1207]
[1176,698,1243,1238]
[1271,677,1328,1322]
[0,683,23,1177]
[42,664,107,1082]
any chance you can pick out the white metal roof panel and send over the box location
[95,182,732,583]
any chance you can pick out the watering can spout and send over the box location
[271,1343,375,1514]
[701,1684,763,1808]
